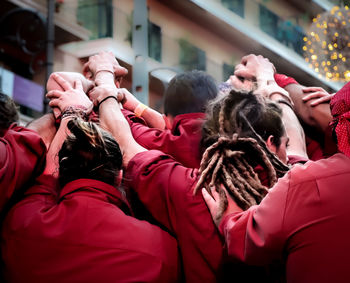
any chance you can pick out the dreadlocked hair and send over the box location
[58,117,122,188]
[195,90,289,214]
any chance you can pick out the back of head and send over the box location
[58,118,122,188]
[164,70,218,116]
[0,92,18,134]
[196,90,289,214]
[201,90,285,150]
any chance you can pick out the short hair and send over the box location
[58,118,123,188]
[0,92,18,131]
[164,70,218,116]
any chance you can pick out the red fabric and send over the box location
[274,73,299,88]
[123,109,204,168]
[2,175,180,283]
[330,82,350,157]
[126,150,277,283]
[219,153,350,283]
[0,124,46,211]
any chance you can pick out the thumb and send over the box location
[202,188,217,217]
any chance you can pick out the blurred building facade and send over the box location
[0,0,343,120]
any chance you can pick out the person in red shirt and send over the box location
[82,53,295,281]
[0,92,48,213]
[2,76,180,283]
[202,81,350,283]
[117,70,219,169]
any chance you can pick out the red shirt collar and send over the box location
[172,112,205,130]
[59,179,132,215]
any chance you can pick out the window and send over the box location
[259,4,278,39]
[222,63,234,81]
[179,39,206,71]
[77,0,113,40]
[221,0,244,18]
[148,22,162,62]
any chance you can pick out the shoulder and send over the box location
[289,153,350,186]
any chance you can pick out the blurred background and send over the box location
[0,0,347,123]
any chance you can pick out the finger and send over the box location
[302,92,324,101]
[302,86,326,93]
[240,54,254,65]
[201,188,217,213]
[115,76,123,88]
[52,73,73,91]
[82,62,92,79]
[52,107,61,119]
[234,69,255,80]
[74,79,83,91]
[48,98,61,108]
[211,186,221,201]
[234,63,245,72]
[114,66,128,78]
[310,95,332,106]
[46,89,63,99]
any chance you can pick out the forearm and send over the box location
[271,94,308,158]
[44,117,70,176]
[285,84,332,132]
[26,113,56,150]
[99,98,146,167]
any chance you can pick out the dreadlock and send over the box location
[195,90,289,217]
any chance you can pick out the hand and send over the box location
[226,75,256,92]
[88,84,122,107]
[82,51,128,82]
[302,86,334,106]
[234,54,276,83]
[201,185,242,227]
[46,73,93,113]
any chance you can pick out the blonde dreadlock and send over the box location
[195,90,289,216]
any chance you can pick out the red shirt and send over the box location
[126,150,273,283]
[2,175,180,283]
[220,153,350,283]
[123,110,204,168]
[0,124,46,211]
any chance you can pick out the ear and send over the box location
[266,135,277,154]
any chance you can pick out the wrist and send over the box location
[95,71,115,86]
[134,103,149,118]
[98,95,119,111]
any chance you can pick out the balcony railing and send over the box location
[219,0,306,56]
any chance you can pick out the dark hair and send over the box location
[164,70,218,116]
[58,118,122,188]
[0,92,18,132]
[201,90,285,152]
[195,90,289,214]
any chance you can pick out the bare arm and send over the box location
[84,51,165,130]
[26,113,56,150]
[234,54,308,159]
[285,84,332,133]
[89,85,146,168]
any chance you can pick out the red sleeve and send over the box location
[274,73,299,88]
[0,125,46,210]
[219,172,291,265]
[126,150,198,233]
[124,112,201,168]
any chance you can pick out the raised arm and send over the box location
[284,84,333,133]
[88,84,146,168]
[45,73,93,175]
[233,54,308,160]
[84,51,166,130]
